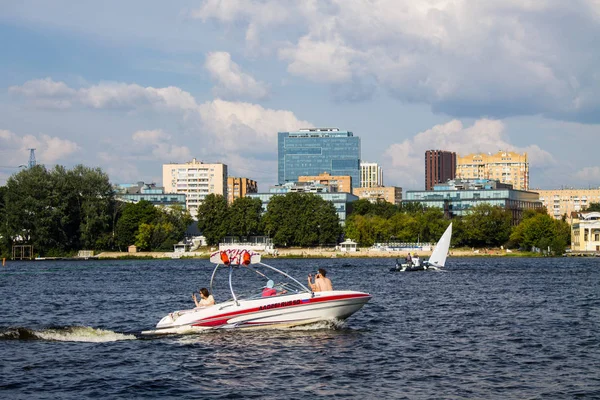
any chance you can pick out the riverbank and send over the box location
[95,247,536,259]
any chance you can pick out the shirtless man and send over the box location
[308,268,333,292]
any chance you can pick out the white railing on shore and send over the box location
[371,243,433,252]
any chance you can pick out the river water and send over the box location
[1,257,599,399]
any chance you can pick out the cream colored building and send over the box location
[360,162,383,188]
[353,186,402,205]
[536,188,600,220]
[457,150,529,190]
[227,177,258,204]
[298,172,352,193]
[571,211,600,253]
[162,158,227,218]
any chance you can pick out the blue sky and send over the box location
[1,0,599,191]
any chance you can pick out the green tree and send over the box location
[348,199,373,216]
[131,205,192,251]
[115,200,159,249]
[68,165,115,250]
[4,166,62,255]
[228,197,263,237]
[462,204,512,247]
[0,185,8,257]
[585,202,600,212]
[196,194,229,245]
[510,212,570,254]
[262,193,341,247]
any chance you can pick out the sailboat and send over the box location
[390,222,453,272]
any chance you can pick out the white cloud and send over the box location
[383,119,555,189]
[205,52,270,100]
[194,0,600,122]
[279,36,355,83]
[8,79,312,175]
[10,79,198,112]
[198,99,313,155]
[575,166,600,183]
[191,0,292,48]
[132,129,192,162]
[0,128,80,166]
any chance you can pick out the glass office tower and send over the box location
[278,128,361,188]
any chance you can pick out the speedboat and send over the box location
[390,222,452,272]
[142,249,371,335]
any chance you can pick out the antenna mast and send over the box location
[28,148,36,168]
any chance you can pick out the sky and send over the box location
[1,0,600,191]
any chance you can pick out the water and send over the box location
[1,257,599,399]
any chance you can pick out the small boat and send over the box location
[390,223,452,272]
[143,249,371,335]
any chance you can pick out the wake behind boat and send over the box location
[143,249,371,335]
[390,223,452,272]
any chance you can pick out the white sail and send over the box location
[427,223,452,268]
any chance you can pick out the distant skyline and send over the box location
[1,1,600,191]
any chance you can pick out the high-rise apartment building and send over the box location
[278,128,361,188]
[162,158,227,218]
[456,150,529,190]
[360,162,383,188]
[227,177,258,204]
[536,188,600,220]
[298,172,352,193]
[425,150,456,190]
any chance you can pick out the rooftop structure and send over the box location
[114,181,186,208]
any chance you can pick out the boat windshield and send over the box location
[209,260,311,303]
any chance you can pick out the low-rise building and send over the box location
[403,179,542,225]
[298,172,352,193]
[247,182,359,226]
[570,211,600,253]
[353,186,402,205]
[114,182,186,208]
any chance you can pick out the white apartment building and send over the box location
[162,158,227,218]
[360,162,383,188]
[536,188,600,220]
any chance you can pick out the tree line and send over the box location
[344,199,573,255]
[0,165,192,257]
[1,165,590,257]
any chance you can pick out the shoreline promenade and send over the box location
[96,247,518,259]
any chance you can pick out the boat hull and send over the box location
[143,290,371,335]
[390,262,430,272]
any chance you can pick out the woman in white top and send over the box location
[192,287,215,308]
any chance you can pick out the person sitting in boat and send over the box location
[412,254,420,267]
[308,268,333,292]
[192,288,215,308]
[262,279,287,297]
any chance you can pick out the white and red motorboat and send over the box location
[142,249,371,335]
